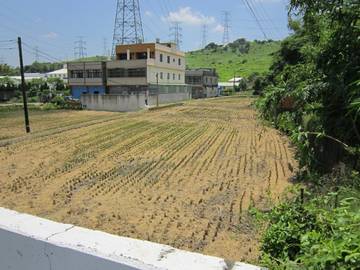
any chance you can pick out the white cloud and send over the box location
[145,10,153,17]
[162,7,215,26]
[43,32,58,39]
[213,24,225,33]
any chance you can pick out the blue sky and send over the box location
[0,0,290,66]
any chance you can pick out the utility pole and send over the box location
[222,11,231,45]
[156,73,159,107]
[17,37,31,133]
[112,0,144,57]
[170,22,182,49]
[74,36,87,59]
[201,24,208,49]
[233,72,236,93]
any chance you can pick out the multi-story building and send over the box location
[67,41,191,110]
[109,42,186,94]
[185,68,219,99]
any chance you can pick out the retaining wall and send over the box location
[81,91,191,112]
[81,93,147,112]
[0,207,263,270]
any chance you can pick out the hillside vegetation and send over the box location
[186,40,281,81]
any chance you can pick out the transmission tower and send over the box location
[34,46,40,62]
[170,22,182,49]
[222,11,231,45]
[112,0,144,57]
[103,38,110,58]
[201,24,208,49]
[74,36,87,59]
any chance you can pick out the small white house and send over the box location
[228,77,243,83]
[46,64,68,82]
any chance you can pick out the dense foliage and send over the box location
[257,0,360,171]
[256,0,360,268]
[261,184,360,269]
[0,76,70,105]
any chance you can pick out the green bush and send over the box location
[261,188,360,269]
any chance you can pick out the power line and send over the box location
[34,46,40,62]
[169,22,182,49]
[252,0,282,39]
[0,39,16,43]
[222,11,231,45]
[74,36,87,59]
[201,24,208,49]
[242,0,268,40]
[112,0,144,57]
[22,42,63,63]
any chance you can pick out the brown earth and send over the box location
[0,97,297,263]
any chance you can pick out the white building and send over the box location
[46,64,68,82]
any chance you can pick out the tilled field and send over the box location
[0,97,297,262]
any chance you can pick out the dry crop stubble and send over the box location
[0,97,297,262]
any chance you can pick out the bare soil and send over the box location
[0,97,297,263]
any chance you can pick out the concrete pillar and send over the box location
[147,48,150,59]
[127,49,130,60]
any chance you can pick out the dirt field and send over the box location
[0,97,297,263]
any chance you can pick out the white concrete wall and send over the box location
[0,208,263,270]
[148,92,191,106]
[81,92,192,112]
[81,94,147,112]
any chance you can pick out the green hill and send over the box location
[186,39,281,81]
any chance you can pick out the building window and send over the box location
[160,72,163,79]
[70,70,84,79]
[178,74,181,80]
[136,52,147,59]
[160,54,163,62]
[87,69,102,78]
[108,68,126,78]
[128,68,146,77]
[118,53,127,60]
[167,73,170,80]
[178,58,181,66]
[173,73,175,80]
[108,68,146,78]
[167,56,170,63]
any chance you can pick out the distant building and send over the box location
[185,68,218,99]
[46,64,68,82]
[218,77,244,94]
[228,77,243,83]
[67,41,191,110]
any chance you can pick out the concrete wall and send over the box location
[81,94,147,112]
[81,84,192,112]
[0,207,262,270]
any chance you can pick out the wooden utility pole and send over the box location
[233,72,236,93]
[17,37,30,133]
[156,73,159,107]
